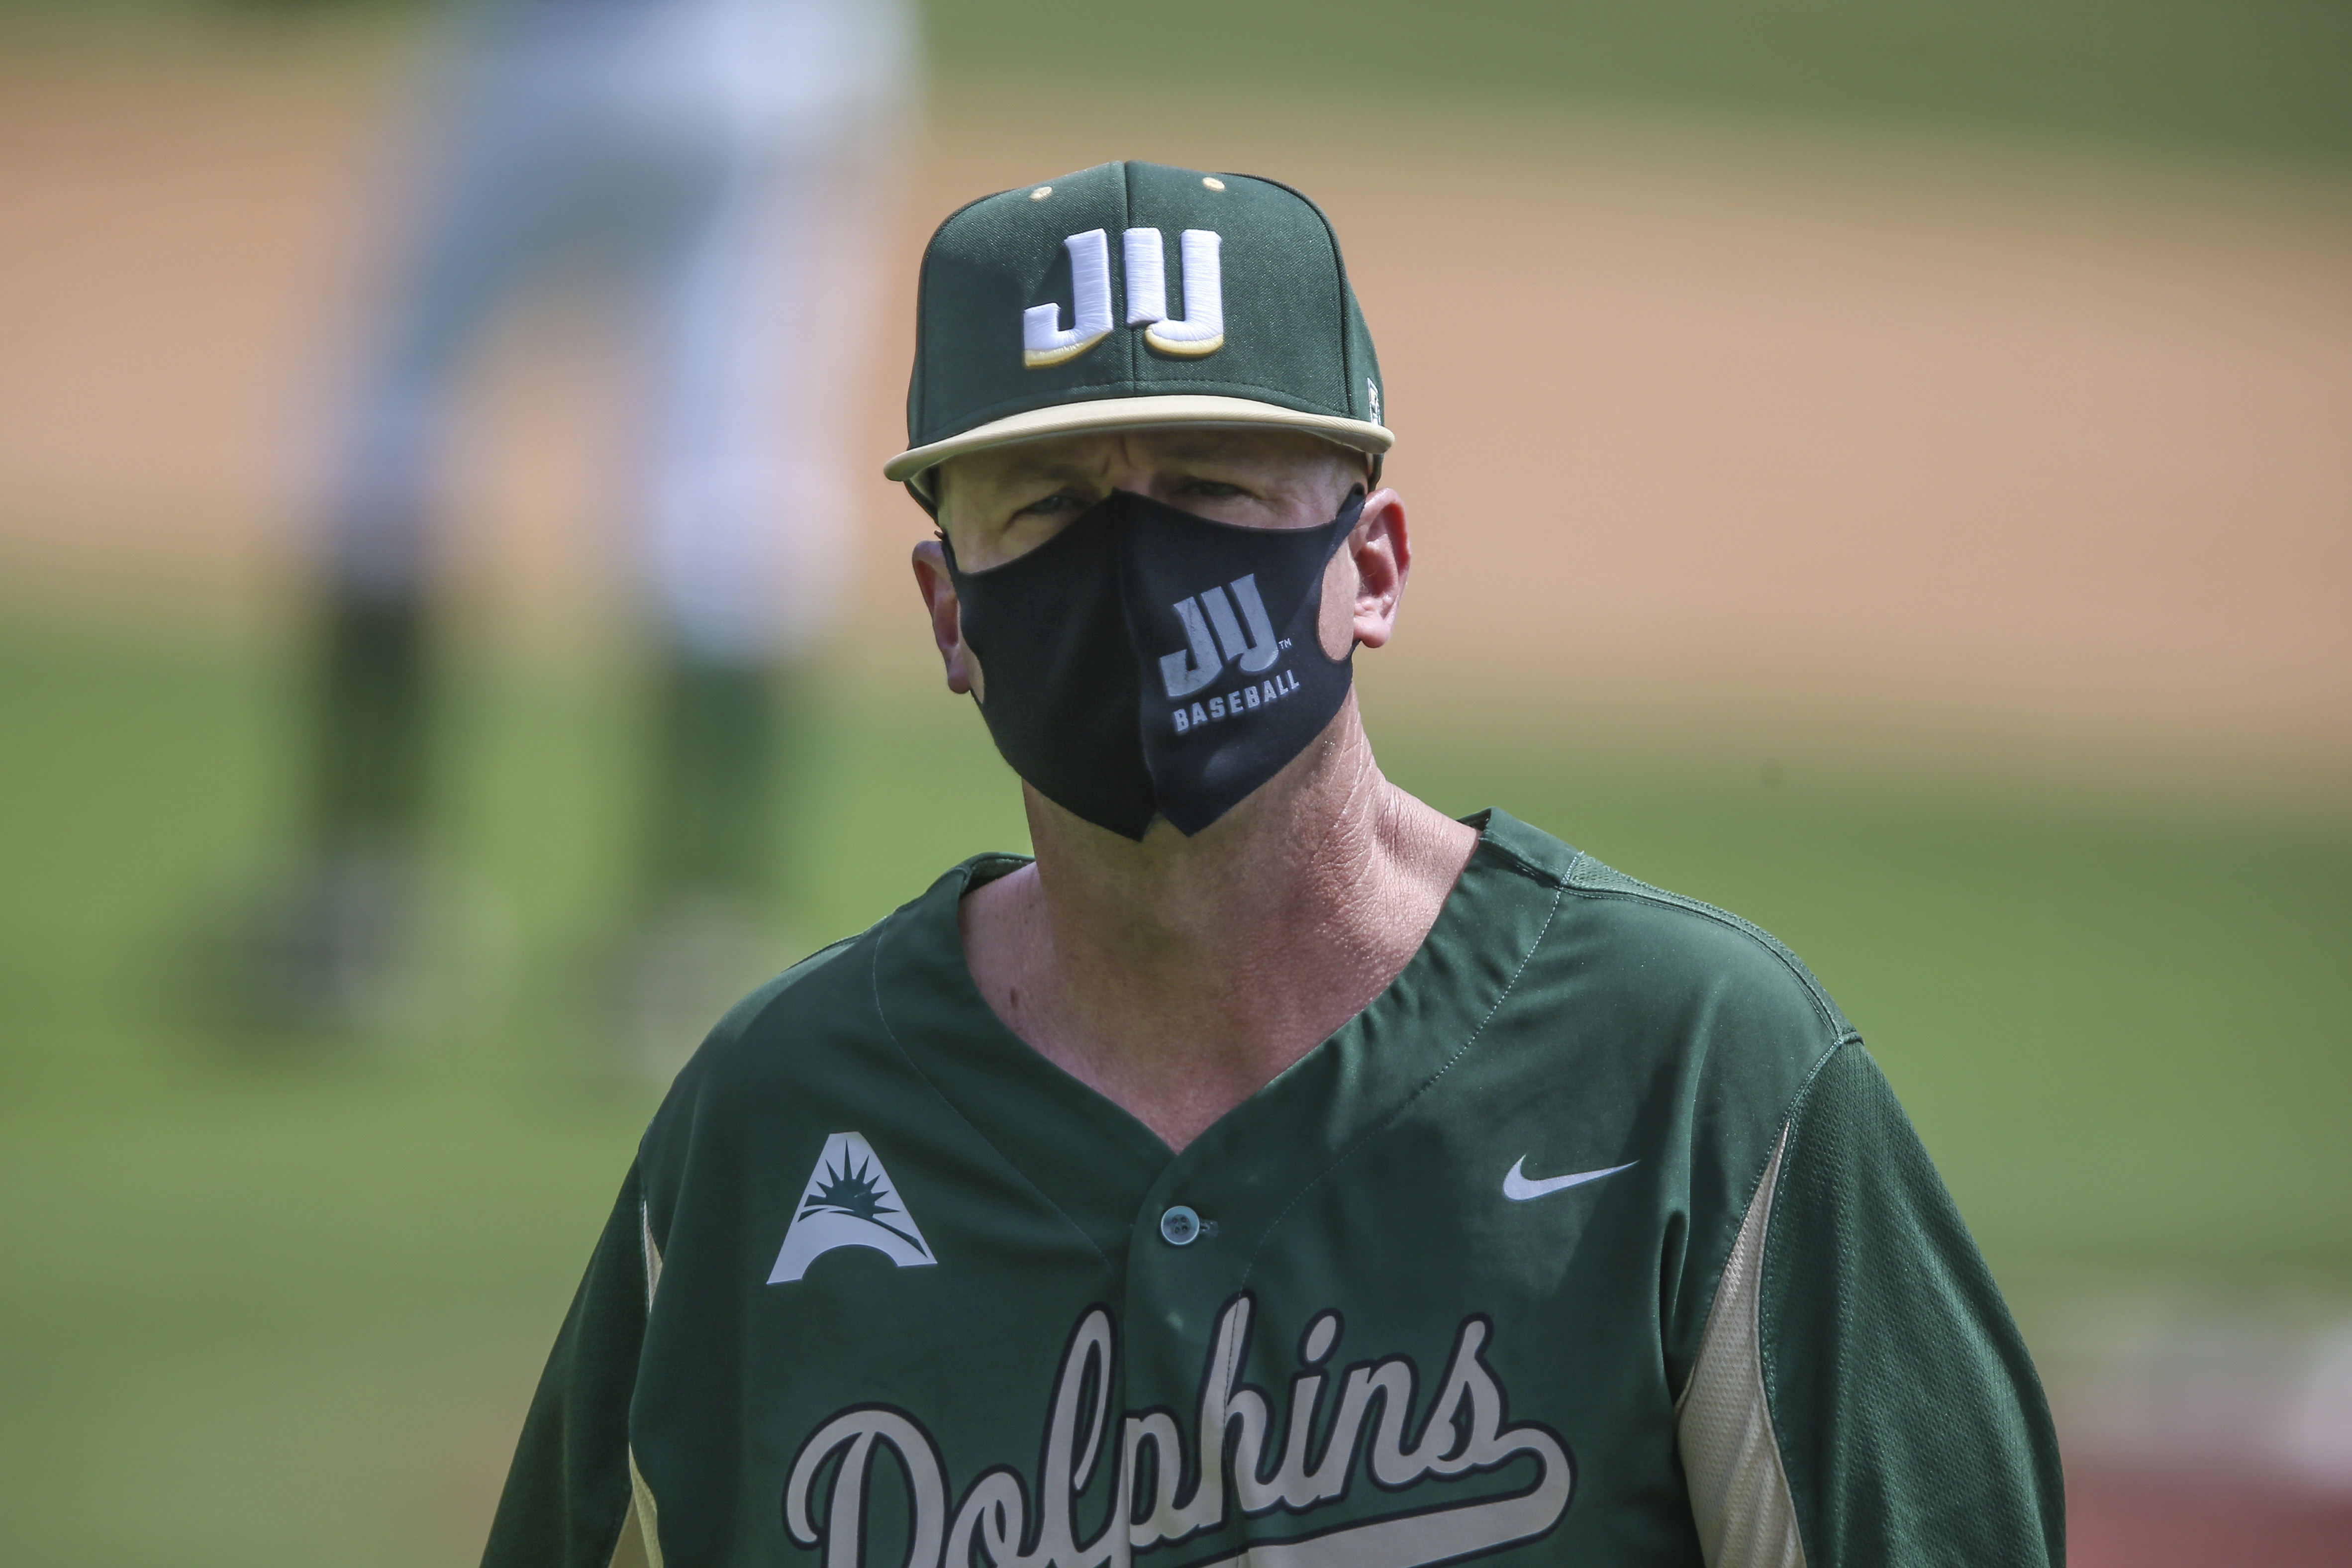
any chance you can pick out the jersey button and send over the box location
[1159,1205,1201,1246]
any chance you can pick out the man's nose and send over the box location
[1099,437,1160,496]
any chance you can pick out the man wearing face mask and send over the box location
[483,163,2062,1568]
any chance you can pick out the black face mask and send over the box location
[945,488,1364,840]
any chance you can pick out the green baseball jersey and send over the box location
[483,811,2062,1568]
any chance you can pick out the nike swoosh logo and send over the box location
[1502,1157,1637,1201]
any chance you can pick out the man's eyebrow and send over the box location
[1151,433,1268,463]
[987,456,1101,488]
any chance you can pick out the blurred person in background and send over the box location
[223,0,918,1059]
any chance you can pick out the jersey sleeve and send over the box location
[1676,1041,2063,1568]
[481,1164,663,1568]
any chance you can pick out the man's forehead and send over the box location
[960,428,1345,487]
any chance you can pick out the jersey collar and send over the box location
[865,812,1574,1274]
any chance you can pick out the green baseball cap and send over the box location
[884,160,1391,492]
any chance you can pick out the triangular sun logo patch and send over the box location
[768,1132,937,1283]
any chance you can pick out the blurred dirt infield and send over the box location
[3,40,2348,794]
[1,40,2350,1561]
[2072,1476,2352,1566]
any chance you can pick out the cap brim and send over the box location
[882,395,1393,486]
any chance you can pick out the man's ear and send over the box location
[911,540,984,699]
[1318,488,1409,660]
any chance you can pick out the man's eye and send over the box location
[1176,479,1245,499]
[1013,491,1089,520]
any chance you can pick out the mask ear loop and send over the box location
[1314,485,1374,668]
[1330,485,1369,551]
[1291,486,1372,671]
[910,468,954,578]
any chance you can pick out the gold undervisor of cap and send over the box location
[883,394,1393,485]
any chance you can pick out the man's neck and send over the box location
[959,698,1479,1152]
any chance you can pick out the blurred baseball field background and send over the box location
[1,1,2347,1563]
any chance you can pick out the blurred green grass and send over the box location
[931,0,2352,168]
[5,0,2348,169]
[2,614,2348,1565]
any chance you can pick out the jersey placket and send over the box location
[876,822,1570,1564]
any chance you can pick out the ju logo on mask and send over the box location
[946,488,1361,839]
[1161,573,1282,698]
[1024,228,1224,369]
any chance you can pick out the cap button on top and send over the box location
[1159,1205,1201,1246]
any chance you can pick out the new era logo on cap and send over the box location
[885,161,1392,488]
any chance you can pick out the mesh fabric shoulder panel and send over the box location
[1678,1129,1807,1568]
[1760,1043,2064,1567]
[481,1168,650,1568]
